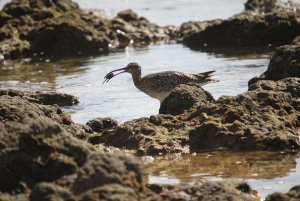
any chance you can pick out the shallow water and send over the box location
[0,0,300,198]
[0,44,271,123]
[144,150,300,197]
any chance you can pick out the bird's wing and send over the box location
[140,71,198,92]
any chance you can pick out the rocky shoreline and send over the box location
[1,0,300,200]
[0,0,177,60]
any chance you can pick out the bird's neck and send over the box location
[131,70,142,87]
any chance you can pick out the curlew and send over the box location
[103,62,216,103]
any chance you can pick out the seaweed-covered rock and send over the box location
[159,83,214,115]
[249,36,300,85]
[182,0,300,48]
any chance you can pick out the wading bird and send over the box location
[103,62,216,103]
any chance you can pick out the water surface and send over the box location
[0,0,299,198]
[0,44,271,123]
[144,150,300,197]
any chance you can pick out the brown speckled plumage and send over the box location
[104,62,216,102]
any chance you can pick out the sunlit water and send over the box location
[0,44,271,123]
[144,150,300,198]
[0,0,300,198]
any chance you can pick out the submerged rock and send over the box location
[182,0,300,48]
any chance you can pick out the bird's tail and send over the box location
[195,70,218,83]
[197,70,215,78]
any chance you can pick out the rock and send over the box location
[70,152,142,194]
[30,183,74,201]
[189,77,300,151]
[159,83,215,115]
[0,118,90,192]
[0,91,86,138]
[25,16,110,57]
[182,0,300,48]
[183,11,300,48]
[245,0,300,13]
[98,77,300,155]
[86,117,118,133]
[117,9,139,22]
[0,0,178,60]
[249,37,300,85]
[0,89,79,106]
[29,91,79,106]
[0,118,143,200]
[265,185,300,201]
[98,115,190,156]
[145,180,258,201]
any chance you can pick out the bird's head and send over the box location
[103,62,141,84]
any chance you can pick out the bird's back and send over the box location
[135,70,215,102]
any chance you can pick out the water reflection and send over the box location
[144,150,300,197]
[189,46,274,60]
[0,57,90,91]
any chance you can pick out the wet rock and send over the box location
[265,185,300,201]
[117,9,139,22]
[86,117,118,133]
[245,0,300,13]
[78,184,140,201]
[0,91,86,138]
[249,37,300,85]
[182,0,300,48]
[98,115,190,156]
[189,77,300,151]
[145,180,258,201]
[30,183,75,201]
[0,0,178,60]
[70,152,142,194]
[0,89,79,106]
[99,77,300,155]
[0,118,90,192]
[25,16,110,57]
[111,9,177,47]
[0,118,143,200]
[30,91,79,106]
[159,83,215,115]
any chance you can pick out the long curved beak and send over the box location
[102,67,127,84]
